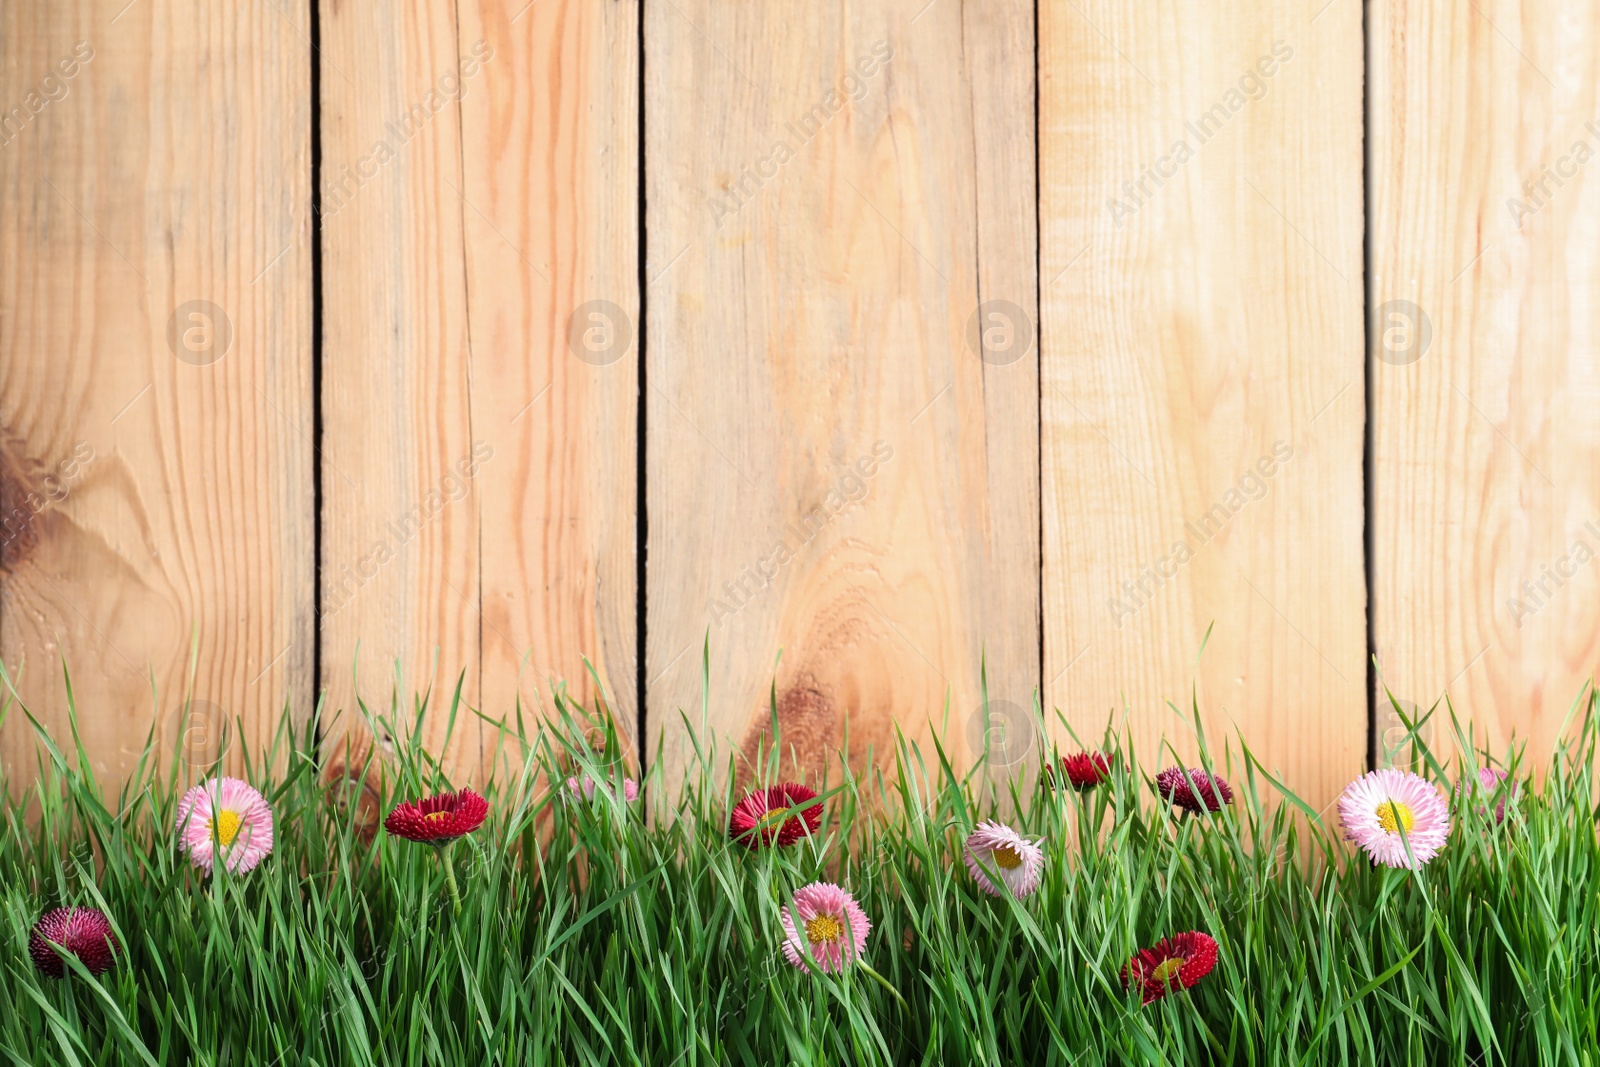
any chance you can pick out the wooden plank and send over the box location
[1371,1,1600,768]
[318,0,479,775]
[457,1,639,753]
[318,0,638,778]
[0,2,314,786]
[643,4,1039,786]
[1040,1,1366,813]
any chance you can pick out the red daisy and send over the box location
[1049,751,1113,790]
[1122,931,1218,1005]
[729,783,822,848]
[1156,767,1233,814]
[30,907,120,979]
[383,789,489,845]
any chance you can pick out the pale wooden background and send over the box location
[2,0,1594,816]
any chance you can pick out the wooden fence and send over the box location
[3,1,1596,815]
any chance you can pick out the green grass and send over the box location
[2,658,1598,1066]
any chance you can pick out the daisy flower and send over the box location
[384,788,489,916]
[780,882,872,974]
[729,783,821,848]
[175,777,274,874]
[564,775,640,803]
[383,788,489,844]
[963,820,1045,898]
[1338,768,1450,869]
[1122,931,1218,1005]
[1049,751,1113,791]
[1457,766,1516,825]
[1156,767,1233,814]
[29,907,120,979]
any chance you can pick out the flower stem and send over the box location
[857,961,908,1011]
[439,843,461,917]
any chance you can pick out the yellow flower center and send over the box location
[1151,957,1185,982]
[992,845,1023,870]
[805,914,842,944]
[211,809,242,847]
[425,811,452,825]
[1375,800,1415,836]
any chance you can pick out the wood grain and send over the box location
[0,1,314,786]
[1371,1,1600,769]
[318,0,638,780]
[1040,0,1366,813]
[318,0,481,775]
[643,2,1039,788]
[14,0,1593,807]
[457,0,639,757]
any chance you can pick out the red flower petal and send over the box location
[1121,931,1218,1005]
[728,783,821,848]
[1049,751,1113,790]
[383,789,489,844]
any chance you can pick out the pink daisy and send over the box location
[29,907,120,978]
[175,777,274,874]
[1457,766,1517,825]
[779,882,871,974]
[963,820,1045,898]
[1338,768,1451,869]
[565,774,639,802]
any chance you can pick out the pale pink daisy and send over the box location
[963,820,1045,898]
[779,882,871,973]
[565,774,639,802]
[175,777,274,874]
[1338,768,1450,869]
[1457,766,1517,825]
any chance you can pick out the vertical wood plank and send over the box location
[0,1,314,785]
[457,1,639,751]
[1040,1,1366,812]
[318,0,639,775]
[319,0,480,773]
[643,4,1039,786]
[1371,2,1600,766]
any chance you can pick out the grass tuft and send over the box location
[1,668,1598,1064]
